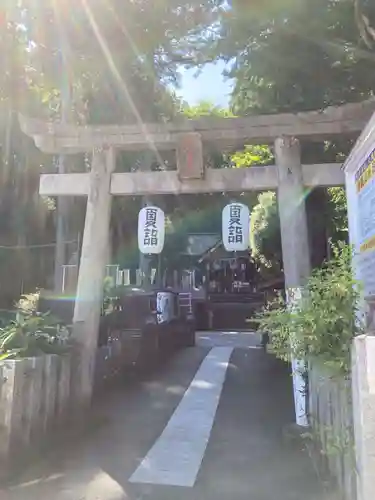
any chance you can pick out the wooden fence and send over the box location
[308,365,356,500]
[0,332,139,476]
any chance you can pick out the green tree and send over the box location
[250,192,282,280]
[249,186,348,282]
[182,100,235,118]
[214,0,375,115]
[12,1,223,288]
[26,1,222,124]
[258,244,362,374]
[198,2,364,273]
[0,5,59,307]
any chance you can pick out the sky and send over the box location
[176,61,233,108]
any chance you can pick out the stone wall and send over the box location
[0,331,138,477]
[351,334,375,500]
[308,364,356,500]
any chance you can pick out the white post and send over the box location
[71,147,115,412]
[352,335,375,500]
[275,136,311,427]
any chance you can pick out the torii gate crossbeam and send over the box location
[39,163,344,198]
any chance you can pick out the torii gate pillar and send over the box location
[71,147,115,412]
[275,136,311,427]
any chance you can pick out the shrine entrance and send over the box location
[19,98,375,422]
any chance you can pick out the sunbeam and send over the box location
[79,0,165,167]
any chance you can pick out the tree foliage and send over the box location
[0,1,223,304]
[0,312,70,360]
[213,0,375,115]
[250,192,282,278]
[182,100,234,118]
[257,244,363,374]
[249,186,349,281]
[204,1,363,273]
[25,0,222,124]
[0,7,59,306]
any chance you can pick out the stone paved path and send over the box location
[0,331,330,500]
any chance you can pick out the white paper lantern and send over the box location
[138,206,165,254]
[222,202,250,252]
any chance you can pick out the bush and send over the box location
[16,292,40,314]
[103,276,116,314]
[257,244,363,374]
[0,312,71,360]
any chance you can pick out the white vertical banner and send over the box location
[138,206,165,255]
[287,287,308,427]
[222,203,250,252]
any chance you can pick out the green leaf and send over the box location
[257,243,362,374]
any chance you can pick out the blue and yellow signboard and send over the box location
[355,148,375,195]
[355,147,375,297]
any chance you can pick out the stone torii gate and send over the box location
[19,99,375,413]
